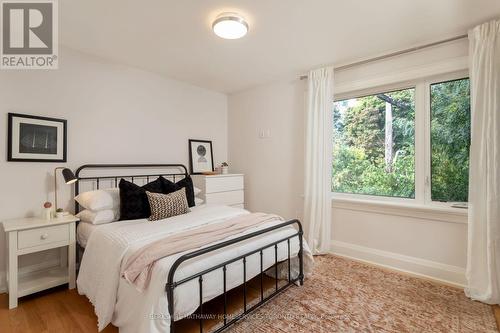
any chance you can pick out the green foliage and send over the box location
[332,143,415,197]
[430,79,470,202]
[333,80,470,202]
[333,88,415,198]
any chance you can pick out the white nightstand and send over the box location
[1,215,78,309]
[192,174,245,208]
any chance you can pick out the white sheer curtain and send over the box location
[465,20,500,304]
[304,67,333,255]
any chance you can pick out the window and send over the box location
[332,73,471,207]
[430,78,470,203]
[333,88,415,198]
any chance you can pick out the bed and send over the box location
[74,164,313,333]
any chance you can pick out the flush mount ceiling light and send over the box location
[212,13,248,39]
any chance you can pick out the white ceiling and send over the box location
[60,0,500,94]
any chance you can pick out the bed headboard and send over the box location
[74,164,189,213]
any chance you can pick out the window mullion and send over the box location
[423,81,432,205]
[414,82,427,205]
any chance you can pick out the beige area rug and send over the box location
[230,255,498,333]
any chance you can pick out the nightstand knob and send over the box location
[40,234,48,240]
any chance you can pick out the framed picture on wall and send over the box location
[188,139,214,174]
[7,113,67,162]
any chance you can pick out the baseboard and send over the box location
[0,258,61,293]
[330,240,466,288]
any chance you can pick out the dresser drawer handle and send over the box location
[40,234,49,240]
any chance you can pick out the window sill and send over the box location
[331,197,468,224]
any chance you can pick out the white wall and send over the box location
[228,39,469,286]
[0,47,228,291]
[228,79,305,220]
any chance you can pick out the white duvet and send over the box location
[77,204,313,333]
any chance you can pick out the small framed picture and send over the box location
[7,113,67,162]
[189,139,214,174]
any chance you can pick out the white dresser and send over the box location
[192,174,244,208]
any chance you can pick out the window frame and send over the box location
[332,70,469,210]
[424,71,470,208]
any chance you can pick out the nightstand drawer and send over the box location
[206,176,243,193]
[18,224,69,250]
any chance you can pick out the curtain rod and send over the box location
[299,34,468,80]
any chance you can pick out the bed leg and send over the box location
[298,227,304,286]
[166,282,175,333]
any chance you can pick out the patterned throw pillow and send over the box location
[146,188,189,221]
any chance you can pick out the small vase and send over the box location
[221,166,228,174]
[43,208,52,220]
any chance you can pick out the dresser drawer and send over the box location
[205,176,243,193]
[205,190,244,206]
[18,224,69,250]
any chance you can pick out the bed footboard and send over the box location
[166,219,304,333]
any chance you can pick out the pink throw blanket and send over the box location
[122,213,283,291]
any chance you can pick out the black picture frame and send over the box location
[188,139,214,174]
[7,113,67,162]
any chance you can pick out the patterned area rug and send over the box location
[230,255,498,333]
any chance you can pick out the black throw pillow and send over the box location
[161,177,179,194]
[119,177,164,220]
[160,176,196,208]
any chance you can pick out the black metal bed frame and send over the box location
[74,164,189,213]
[73,164,304,333]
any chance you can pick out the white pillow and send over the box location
[75,188,120,211]
[195,197,204,205]
[77,209,119,225]
[194,186,202,196]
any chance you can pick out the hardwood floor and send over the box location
[0,275,280,333]
[0,286,118,333]
[1,282,500,332]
